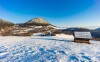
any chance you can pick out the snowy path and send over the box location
[0,36,100,62]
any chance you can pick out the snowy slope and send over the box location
[55,34,74,41]
[0,36,100,62]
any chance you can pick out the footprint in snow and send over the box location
[0,46,8,59]
[67,54,79,62]
[81,55,92,62]
[58,51,67,55]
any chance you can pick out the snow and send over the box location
[48,25,61,29]
[35,26,43,29]
[55,34,74,41]
[32,33,45,36]
[0,36,100,62]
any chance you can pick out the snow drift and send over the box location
[0,36,100,62]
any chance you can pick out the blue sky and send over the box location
[0,0,100,27]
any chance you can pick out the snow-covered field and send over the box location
[0,36,100,62]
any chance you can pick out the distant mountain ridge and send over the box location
[95,28,100,31]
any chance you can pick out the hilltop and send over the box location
[0,18,14,28]
[24,17,50,26]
